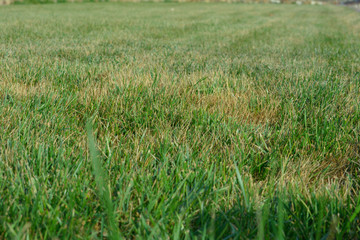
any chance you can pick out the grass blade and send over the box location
[86,120,122,240]
[234,163,249,210]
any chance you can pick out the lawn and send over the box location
[0,2,359,239]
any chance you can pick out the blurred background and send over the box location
[2,0,359,6]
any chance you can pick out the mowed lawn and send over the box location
[0,3,360,239]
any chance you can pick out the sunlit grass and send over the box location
[0,2,359,239]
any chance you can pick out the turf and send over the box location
[0,2,360,239]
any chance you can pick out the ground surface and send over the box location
[0,3,360,239]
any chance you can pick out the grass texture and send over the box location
[0,3,360,239]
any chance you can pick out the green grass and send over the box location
[0,2,360,239]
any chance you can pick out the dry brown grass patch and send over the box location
[0,80,54,99]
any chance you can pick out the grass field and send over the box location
[1,3,360,239]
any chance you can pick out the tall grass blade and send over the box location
[86,120,122,240]
[234,163,249,210]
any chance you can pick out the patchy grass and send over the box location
[0,3,360,239]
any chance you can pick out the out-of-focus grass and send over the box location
[0,3,359,239]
